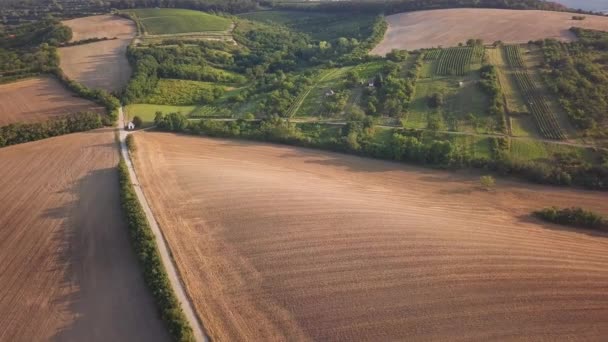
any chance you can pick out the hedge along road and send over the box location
[118,107,207,342]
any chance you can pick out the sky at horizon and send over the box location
[554,0,608,12]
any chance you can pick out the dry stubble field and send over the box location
[59,15,135,91]
[133,132,608,341]
[0,76,104,126]
[372,8,608,54]
[0,129,168,342]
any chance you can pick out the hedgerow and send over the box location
[0,112,102,148]
[534,207,607,231]
[117,159,194,342]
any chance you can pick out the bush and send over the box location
[479,175,496,190]
[117,159,194,341]
[126,134,136,152]
[132,116,143,128]
[533,207,607,231]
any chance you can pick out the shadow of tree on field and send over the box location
[517,214,608,239]
[48,167,168,342]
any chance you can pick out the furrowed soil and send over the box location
[0,76,104,126]
[0,129,168,342]
[59,15,135,91]
[133,132,608,341]
[372,8,608,54]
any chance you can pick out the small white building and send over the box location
[368,80,375,87]
[325,89,335,96]
[126,121,135,130]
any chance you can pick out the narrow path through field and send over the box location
[118,107,207,342]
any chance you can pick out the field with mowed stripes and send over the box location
[132,131,608,341]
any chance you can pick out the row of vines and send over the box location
[505,45,525,68]
[435,47,480,76]
[513,71,566,139]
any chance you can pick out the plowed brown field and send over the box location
[0,129,168,342]
[0,77,104,126]
[59,15,135,91]
[133,132,608,341]
[372,9,608,54]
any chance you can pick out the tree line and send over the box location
[150,113,608,191]
[0,112,103,148]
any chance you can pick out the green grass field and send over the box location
[405,56,490,132]
[509,139,592,162]
[125,103,233,126]
[126,8,231,35]
[143,79,228,106]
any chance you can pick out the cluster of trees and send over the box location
[534,207,607,231]
[540,29,608,137]
[362,57,422,117]
[117,158,194,341]
[144,79,225,106]
[0,112,102,148]
[479,65,507,132]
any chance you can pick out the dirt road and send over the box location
[119,108,207,342]
[0,128,168,341]
[132,132,608,341]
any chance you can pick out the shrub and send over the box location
[479,175,496,190]
[132,116,143,128]
[533,207,607,231]
[126,134,136,152]
[117,159,194,341]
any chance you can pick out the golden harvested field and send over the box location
[0,129,168,342]
[0,77,104,126]
[134,132,608,341]
[372,8,608,54]
[59,15,135,91]
[62,14,136,41]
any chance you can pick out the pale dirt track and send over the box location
[133,132,608,341]
[372,8,608,54]
[59,15,135,91]
[0,76,104,126]
[0,129,169,342]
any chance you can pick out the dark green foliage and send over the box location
[0,112,102,148]
[428,92,444,109]
[534,207,607,231]
[479,65,507,132]
[541,29,608,137]
[117,159,194,342]
[132,116,143,128]
[156,112,190,131]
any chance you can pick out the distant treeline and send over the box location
[0,112,103,148]
[152,113,608,191]
[108,0,257,13]
[266,0,570,14]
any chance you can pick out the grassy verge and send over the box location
[117,158,194,342]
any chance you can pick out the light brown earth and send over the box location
[0,129,169,342]
[372,8,608,54]
[133,132,608,341]
[59,15,136,91]
[0,76,104,126]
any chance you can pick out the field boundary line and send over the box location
[118,107,208,342]
[287,68,342,118]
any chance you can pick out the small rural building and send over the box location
[458,81,464,87]
[126,121,135,130]
[325,89,335,96]
[368,80,375,87]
